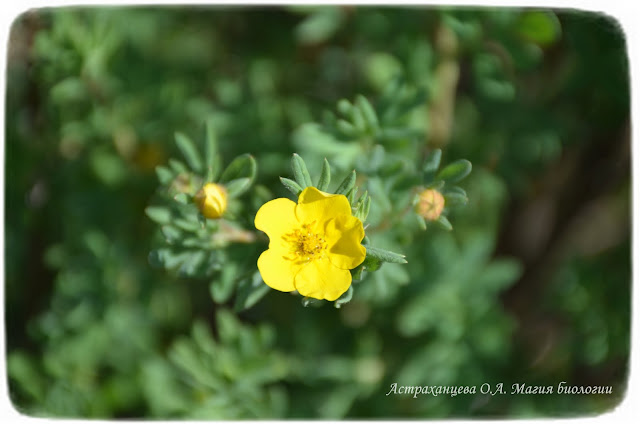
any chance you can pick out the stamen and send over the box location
[284,222,327,263]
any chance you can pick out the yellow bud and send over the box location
[194,183,227,219]
[416,189,445,221]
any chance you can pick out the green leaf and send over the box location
[148,250,165,268]
[161,226,182,244]
[335,170,356,195]
[362,254,382,272]
[155,166,174,185]
[517,10,561,46]
[302,297,322,307]
[225,178,252,198]
[175,132,203,173]
[443,192,468,207]
[334,286,353,308]
[291,153,313,188]
[317,158,331,191]
[355,94,379,131]
[337,99,353,116]
[416,214,427,230]
[173,193,191,204]
[210,265,238,304]
[351,264,365,281]
[443,186,467,197]
[354,191,370,221]
[336,119,359,138]
[365,245,407,264]
[219,154,257,184]
[168,159,188,175]
[423,149,442,176]
[351,106,366,132]
[205,119,221,182]
[346,186,358,205]
[434,215,453,231]
[280,177,303,196]
[235,271,270,311]
[145,206,172,224]
[436,159,472,183]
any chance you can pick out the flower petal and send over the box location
[254,198,298,250]
[296,187,351,224]
[294,257,352,301]
[325,214,366,270]
[257,247,299,293]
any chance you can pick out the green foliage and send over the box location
[6,5,629,421]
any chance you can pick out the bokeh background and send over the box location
[5,6,630,419]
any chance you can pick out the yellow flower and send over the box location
[194,183,227,219]
[255,186,366,301]
[416,188,445,221]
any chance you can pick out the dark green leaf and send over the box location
[423,149,442,176]
[155,166,174,185]
[225,178,252,198]
[443,192,468,207]
[436,159,472,183]
[145,206,172,224]
[291,153,313,188]
[302,297,322,307]
[175,132,203,173]
[365,245,407,264]
[335,170,356,195]
[337,99,353,116]
[173,193,191,204]
[317,158,331,191]
[205,119,219,181]
[280,177,303,196]
[334,286,353,308]
[219,154,257,184]
[336,119,359,138]
[434,215,453,231]
[362,254,382,272]
[356,94,379,131]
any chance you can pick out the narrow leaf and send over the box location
[145,206,172,224]
[443,192,468,207]
[175,132,203,172]
[335,170,356,195]
[280,177,303,196]
[317,158,331,191]
[365,245,407,264]
[225,178,252,198]
[334,286,353,308]
[337,99,353,116]
[434,215,453,231]
[436,159,472,183]
[291,153,313,188]
[205,119,220,182]
[362,255,382,272]
[302,297,322,307]
[219,154,257,184]
[336,119,359,138]
[423,149,442,175]
[155,166,174,185]
[173,193,191,204]
[356,94,379,131]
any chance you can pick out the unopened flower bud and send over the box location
[194,183,227,219]
[416,188,445,221]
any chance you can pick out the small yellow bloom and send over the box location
[255,186,366,301]
[416,188,445,221]
[194,183,227,219]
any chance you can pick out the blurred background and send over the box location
[5,6,630,419]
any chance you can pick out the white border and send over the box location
[1,1,637,424]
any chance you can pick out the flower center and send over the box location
[286,222,327,262]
